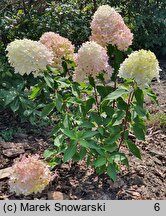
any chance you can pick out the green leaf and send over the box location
[44,74,54,88]
[135,87,144,107]
[98,127,104,135]
[107,125,122,134]
[104,89,127,102]
[82,130,99,139]
[89,76,95,87]
[102,105,114,117]
[43,149,57,159]
[117,97,128,110]
[55,93,63,112]
[42,102,55,117]
[54,135,62,147]
[97,85,113,99]
[51,124,60,136]
[79,139,90,148]
[29,86,41,100]
[104,143,118,152]
[133,124,145,140]
[63,114,70,128]
[105,133,120,145]
[85,97,95,113]
[62,128,75,140]
[4,90,17,106]
[79,147,86,160]
[96,165,106,175]
[109,152,129,166]
[93,156,106,167]
[107,164,117,182]
[144,88,158,105]
[72,83,80,97]
[64,145,77,162]
[10,98,19,112]
[80,121,94,129]
[112,110,125,126]
[126,140,142,160]
[88,140,100,150]
[132,116,145,140]
[134,104,147,117]
[90,112,103,125]
[23,109,33,117]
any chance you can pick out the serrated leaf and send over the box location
[134,105,147,117]
[135,87,144,107]
[144,88,158,105]
[90,112,103,125]
[98,127,104,135]
[105,133,120,145]
[104,143,118,152]
[29,86,41,100]
[54,136,62,147]
[55,93,63,112]
[112,110,125,126]
[93,157,106,167]
[85,97,95,113]
[109,152,129,166]
[97,85,113,99]
[80,121,94,129]
[62,128,75,139]
[44,74,54,88]
[42,102,55,117]
[79,147,86,160]
[82,130,99,139]
[126,140,142,159]
[79,139,90,148]
[133,124,145,140]
[132,116,145,140]
[104,89,127,102]
[51,124,60,136]
[4,91,17,106]
[64,145,77,162]
[10,98,19,112]
[117,97,128,110]
[63,114,70,128]
[43,149,57,159]
[102,106,114,117]
[107,164,117,182]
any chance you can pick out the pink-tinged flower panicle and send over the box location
[9,155,52,195]
[40,32,75,70]
[119,49,161,88]
[6,39,53,77]
[73,41,112,82]
[90,5,133,51]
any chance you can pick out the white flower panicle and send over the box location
[6,39,53,77]
[119,49,161,88]
[9,154,52,195]
[74,41,112,82]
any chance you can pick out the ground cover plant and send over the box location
[1,4,163,197]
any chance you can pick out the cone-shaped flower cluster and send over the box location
[40,32,75,70]
[6,39,53,77]
[90,5,133,51]
[119,49,160,88]
[73,41,112,82]
[9,155,52,195]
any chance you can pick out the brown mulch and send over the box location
[0,81,166,200]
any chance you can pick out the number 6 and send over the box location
[154,203,160,211]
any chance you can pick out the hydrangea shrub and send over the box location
[6,5,161,194]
